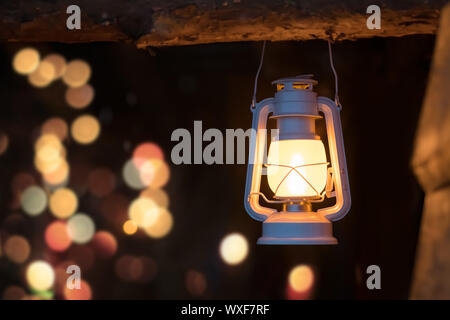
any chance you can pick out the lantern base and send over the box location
[257,212,337,245]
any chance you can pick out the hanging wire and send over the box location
[251,40,267,110]
[327,39,342,110]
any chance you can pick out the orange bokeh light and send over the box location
[132,142,164,170]
[63,279,92,300]
[91,231,118,259]
[123,220,138,235]
[41,117,68,141]
[286,265,315,300]
[45,220,72,252]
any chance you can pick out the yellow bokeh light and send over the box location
[219,233,249,266]
[140,187,169,208]
[128,197,161,228]
[28,69,51,88]
[20,185,47,216]
[65,84,95,109]
[42,158,70,186]
[26,261,55,291]
[34,134,66,174]
[67,213,96,244]
[144,209,173,239]
[37,60,56,81]
[42,54,66,79]
[71,114,101,145]
[35,133,63,152]
[140,159,170,188]
[62,59,91,88]
[13,48,40,75]
[4,235,31,264]
[34,152,65,175]
[288,265,314,293]
[123,220,138,235]
[49,188,78,219]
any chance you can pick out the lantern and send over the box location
[244,75,351,244]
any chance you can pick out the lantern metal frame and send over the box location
[244,75,351,245]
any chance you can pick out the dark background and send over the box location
[0,35,432,299]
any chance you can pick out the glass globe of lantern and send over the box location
[267,139,328,199]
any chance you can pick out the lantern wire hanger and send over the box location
[250,39,342,111]
[251,40,266,110]
[327,39,342,110]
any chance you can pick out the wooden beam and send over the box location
[0,1,447,47]
[411,3,450,300]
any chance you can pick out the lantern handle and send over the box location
[317,97,351,221]
[244,98,277,221]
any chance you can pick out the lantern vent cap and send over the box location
[272,75,318,91]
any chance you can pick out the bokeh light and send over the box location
[144,209,173,239]
[67,214,95,244]
[288,265,314,294]
[4,48,181,300]
[0,132,9,155]
[41,117,68,141]
[37,60,56,81]
[4,235,31,264]
[139,159,170,189]
[20,185,47,216]
[219,233,249,266]
[54,261,73,294]
[42,159,70,186]
[123,220,138,235]
[34,134,66,174]
[42,54,66,79]
[140,187,169,208]
[11,172,36,194]
[88,167,116,197]
[115,255,143,282]
[13,48,40,75]
[63,279,92,300]
[28,61,55,88]
[91,231,117,259]
[65,84,95,109]
[71,114,101,145]
[10,172,36,209]
[45,220,72,252]
[128,197,161,228]
[62,59,91,87]
[137,257,157,283]
[2,286,26,300]
[122,159,145,190]
[35,133,63,153]
[26,261,55,291]
[186,270,207,297]
[49,188,78,219]
[132,142,164,169]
